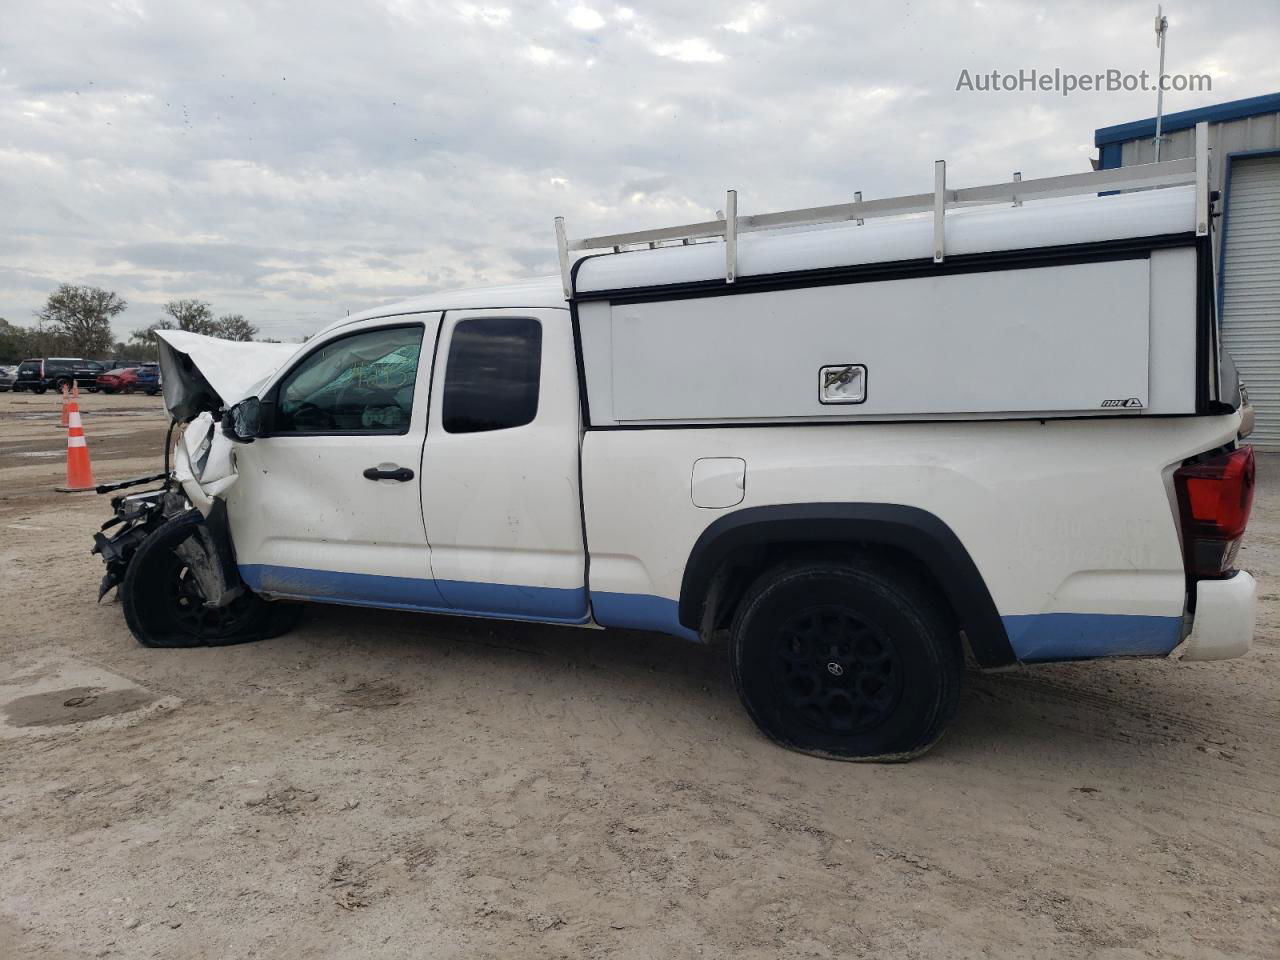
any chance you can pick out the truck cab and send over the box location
[224,299,589,625]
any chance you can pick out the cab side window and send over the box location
[442,317,542,434]
[274,325,424,435]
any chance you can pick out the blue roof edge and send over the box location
[1094,92,1280,147]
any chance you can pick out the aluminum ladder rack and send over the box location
[555,121,1211,299]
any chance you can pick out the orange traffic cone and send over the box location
[59,383,70,427]
[56,398,96,492]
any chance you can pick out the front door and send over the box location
[419,308,589,623]
[228,313,447,609]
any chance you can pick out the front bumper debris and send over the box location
[91,486,188,600]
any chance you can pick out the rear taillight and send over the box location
[1174,446,1256,579]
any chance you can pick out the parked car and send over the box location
[135,363,161,395]
[13,358,104,393]
[96,367,141,394]
[82,360,107,386]
[0,364,17,391]
[92,134,1256,762]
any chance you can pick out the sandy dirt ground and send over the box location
[0,389,1277,959]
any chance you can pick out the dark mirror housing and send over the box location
[222,396,262,443]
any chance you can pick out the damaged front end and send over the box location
[92,411,247,603]
[92,481,185,600]
[91,330,298,607]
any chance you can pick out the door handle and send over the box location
[363,464,415,482]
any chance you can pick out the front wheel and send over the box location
[730,559,962,762]
[121,510,302,647]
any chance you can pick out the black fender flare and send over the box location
[678,503,1015,668]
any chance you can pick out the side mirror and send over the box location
[222,396,263,443]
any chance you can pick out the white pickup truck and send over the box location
[93,128,1257,761]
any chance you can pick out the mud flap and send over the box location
[188,499,246,609]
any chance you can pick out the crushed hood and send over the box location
[156,330,300,420]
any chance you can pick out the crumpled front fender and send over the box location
[173,412,239,517]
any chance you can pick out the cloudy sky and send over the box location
[2,0,1278,341]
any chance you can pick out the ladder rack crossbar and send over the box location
[556,123,1210,295]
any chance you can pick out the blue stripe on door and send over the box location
[436,579,589,622]
[1003,612,1183,662]
[238,564,589,624]
[240,563,448,610]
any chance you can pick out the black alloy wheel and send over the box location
[730,559,962,761]
[773,606,905,735]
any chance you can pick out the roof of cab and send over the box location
[315,275,566,340]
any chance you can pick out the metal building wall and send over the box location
[1219,155,1280,447]
[1114,111,1280,258]
[1097,100,1280,447]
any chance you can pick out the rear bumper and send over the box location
[1178,571,1256,661]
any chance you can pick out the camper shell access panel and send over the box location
[568,184,1223,427]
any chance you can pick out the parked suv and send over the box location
[135,363,161,396]
[0,364,17,392]
[14,358,105,393]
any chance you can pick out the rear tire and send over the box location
[121,510,302,648]
[32,384,46,394]
[730,558,962,762]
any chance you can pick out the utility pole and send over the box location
[1153,6,1169,161]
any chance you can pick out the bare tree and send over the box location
[0,318,36,363]
[129,320,175,360]
[163,299,216,334]
[35,285,126,357]
[215,313,258,341]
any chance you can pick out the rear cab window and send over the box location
[442,317,542,434]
